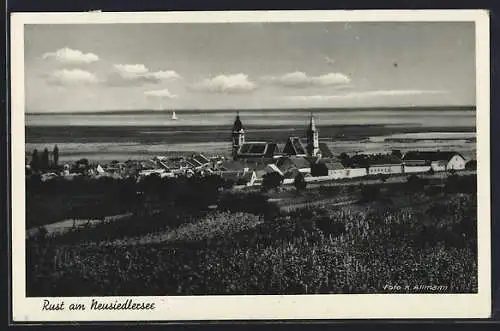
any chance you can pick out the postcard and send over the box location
[10,9,491,322]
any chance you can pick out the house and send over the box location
[163,158,191,173]
[153,157,171,170]
[191,154,210,167]
[41,172,59,182]
[185,158,201,169]
[240,171,257,186]
[254,163,283,179]
[219,160,251,173]
[219,170,257,187]
[344,168,368,178]
[138,168,167,178]
[250,163,284,186]
[322,158,346,178]
[402,151,466,172]
[140,160,158,170]
[282,168,302,185]
[181,153,212,171]
[465,160,477,170]
[96,164,105,174]
[403,164,432,174]
[366,155,404,175]
[276,156,311,174]
[218,159,276,186]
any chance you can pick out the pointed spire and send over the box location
[233,111,243,131]
[308,112,316,132]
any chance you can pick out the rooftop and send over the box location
[276,156,311,171]
[237,142,280,158]
[402,151,463,162]
[283,137,307,156]
[318,158,344,170]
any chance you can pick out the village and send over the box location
[25,113,477,189]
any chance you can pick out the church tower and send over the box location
[306,113,320,157]
[232,112,245,160]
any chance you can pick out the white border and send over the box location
[10,10,491,321]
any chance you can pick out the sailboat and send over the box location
[159,99,178,121]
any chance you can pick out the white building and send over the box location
[402,151,466,172]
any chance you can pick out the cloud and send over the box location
[190,74,257,94]
[144,89,177,98]
[42,47,99,64]
[147,70,181,80]
[45,69,100,86]
[262,71,351,88]
[286,90,448,101]
[324,56,336,65]
[114,64,149,77]
[109,64,181,86]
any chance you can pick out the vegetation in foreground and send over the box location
[26,174,478,296]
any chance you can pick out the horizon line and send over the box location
[26,105,476,115]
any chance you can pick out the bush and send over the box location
[261,172,283,192]
[294,173,307,192]
[236,177,248,186]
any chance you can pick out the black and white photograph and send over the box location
[11,10,491,321]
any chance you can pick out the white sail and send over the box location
[172,111,178,120]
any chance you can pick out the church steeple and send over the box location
[232,112,245,160]
[306,113,320,157]
[233,111,243,132]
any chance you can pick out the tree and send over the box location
[76,158,89,168]
[41,148,50,171]
[30,149,39,171]
[391,149,403,159]
[223,178,235,190]
[261,172,283,192]
[339,152,351,167]
[294,172,307,192]
[53,145,59,166]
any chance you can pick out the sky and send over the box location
[24,22,476,112]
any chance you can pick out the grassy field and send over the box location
[26,173,477,296]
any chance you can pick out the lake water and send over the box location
[25,108,477,162]
[26,108,475,127]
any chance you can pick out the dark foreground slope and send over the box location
[26,174,477,296]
